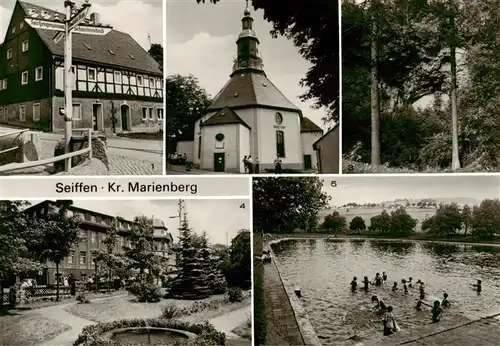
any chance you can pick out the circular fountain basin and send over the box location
[102,327,196,344]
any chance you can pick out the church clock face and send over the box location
[275,112,283,125]
[240,59,248,67]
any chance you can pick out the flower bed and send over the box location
[73,318,226,346]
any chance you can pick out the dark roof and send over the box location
[201,107,250,129]
[19,1,161,75]
[300,117,323,133]
[208,72,300,113]
[313,123,339,149]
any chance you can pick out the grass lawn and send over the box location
[0,312,70,346]
[64,293,228,323]
[231,316,252,339]
[19,290,127,310]
[180,298,251,323]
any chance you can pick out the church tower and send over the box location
[231,5,264,76]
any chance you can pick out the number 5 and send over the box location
[331,181,337,187]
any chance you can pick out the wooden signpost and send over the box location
[24,1,112,172]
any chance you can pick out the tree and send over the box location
[471,199,500,240]
[350,216,366,232]
[148,43,163,70]
[227,230,251,289]
[166,74,211,155]
[33,201,81,301]
[423,203,462,237]
[95,218,120,293]
[167,219,211,299]
[196,0,339,123]
[369,210,391,233]
[390,207,417,236]
[322,211,347,233]
[461,204,471,236]
[253,177,331,233]
[198,232,227,294]
[0,201,41,308]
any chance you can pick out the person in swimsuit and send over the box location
[392,282,398,291]
[472,279,482,293]
[374,273,383,286]
[382,306,397,336]
[431,300,443,323]
[408,277,413,288]
[350,277,358,291]
[402,279,408,293]
[382,271,387,281]
[441,293,450,307]
[362,276,370,290]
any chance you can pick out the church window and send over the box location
[275,112,283,124]
[198,136,202,159]
[215,133,225,141]
[276,130,285,157]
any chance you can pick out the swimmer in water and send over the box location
[402,279,408,293]
[382,271,387,281]
[350,276,358,291]
[408,277,413,288]
[392,281,398,291]
[382,306,398,335]
[374,273,383,286]
[431,300,443,323]
[371,295,387,313]
[362,276,370,290]
[441,293,450,308]
[471,279,482,293]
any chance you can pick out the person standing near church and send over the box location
[248,156,254,174]
[255,157,260,174]
[243,155,248,174]
[274,155,282,174]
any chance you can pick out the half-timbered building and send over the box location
[0,1,163,133]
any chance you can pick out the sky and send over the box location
[321,176,500,207]
[26,199,250,245]
[0,0,162,50]
[166,0,330,130]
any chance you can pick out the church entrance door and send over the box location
[304,155,312,170]
[214,153,225,172]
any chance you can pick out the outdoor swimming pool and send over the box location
[271,239,500,344]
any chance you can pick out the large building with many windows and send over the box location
[24,200,174,285]
[0,1,163,133]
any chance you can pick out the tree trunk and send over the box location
[55,262,60,302]
[450,1,460,170]
[371,2,381,165]
[0,280,4,309]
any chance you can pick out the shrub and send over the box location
[254,258,266,345]
[54,136,109,172]
[227,287,243,303]
[76,293,90,304]
[162,303,181,319]
[0,136,24,166]
[73,318,226,346]
[127,281,162,303]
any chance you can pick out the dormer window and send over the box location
[22,40,29,52]
[129,54,135,60]
[108,49,115,55]
[41,11,50,19]
[233,92,239,97]
[88,68,96,81]
[6,49,12,60]
[19,21,24,29]
[11,26,16,34]
[84,44,92,50]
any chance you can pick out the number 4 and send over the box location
[240,203,246,209]
[331,181,337,187]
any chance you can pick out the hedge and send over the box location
[54,136,109,173]
[73,318,226,346]
[253,233,267,346]
[0,136,24,166]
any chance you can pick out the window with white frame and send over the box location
[72,104,81,119]
[19,21,24,29]
[11,27,15,34]
[157,108,163,120]
[2,79,6,90]
[149,108,154,120]
[68,252,74,265]
[88,67,96,81]
[80,252,86,265]
[114,71,121,83]
[142,107,147,121]
[35,66,43,81]
[137,75,143,86]
[22,40,29,52]
[91,231,97,243]
[7,48,12,60]
[19,105,26,121]
[21,71,28,85]
[32,103,40,121]
[149,78,154,88]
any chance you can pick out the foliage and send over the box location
[471,199,500,240]
[148,43,163,70]
[73,318,226,346]
[76,293,90,304]
[0,136,24,165]
[369,210,391,233]
[166,219,211,300]
[421,203,462,237]
[461,204,472,236]
[127,281,163,303]
[322,211,347,233]
[94,218,121,289]
[54,137,109,172]
[350,216,366,232]
[166,74,211,155]
[225,230,251,289]
[389,207,417,236]
[161,303,181,319]
[227,287,243,303]
[253,177,331,233]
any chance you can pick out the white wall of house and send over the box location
[257,108,302,166]
[301,131,323,169]
[200,123,239,172]
[193,112,215,165]
[238,125,251,173]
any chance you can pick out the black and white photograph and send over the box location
[342,0,500,174]
[166,0,339,174]
[0,198,251,346]
[0,0,164,176]
[253,175,500,345]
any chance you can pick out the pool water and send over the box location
[272,239,500,344]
